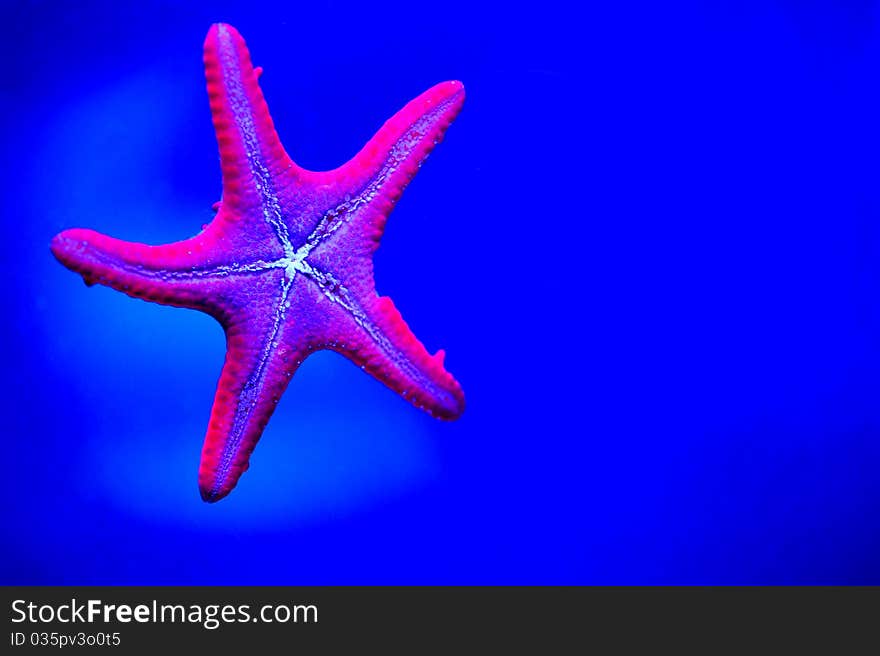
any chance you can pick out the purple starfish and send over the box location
[50,23,466,502]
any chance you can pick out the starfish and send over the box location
[50,23,466,502]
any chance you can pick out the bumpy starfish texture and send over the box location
[50,23,466,502]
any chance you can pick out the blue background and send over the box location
[3,0,880,583]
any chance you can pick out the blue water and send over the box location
[3,0,880,583]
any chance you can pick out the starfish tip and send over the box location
[209,21,236,35]
[444,389,467,421]
[204,23,245,58]
[50,228,91,268]
[429,80,466,107]
[199,487,227,504]
[49,228,72,257]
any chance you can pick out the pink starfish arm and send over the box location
[311,282,466,421]
[48,227,272,317]
[203,23,301,213]
[299,82,467,420]
[304,80,466,257]
[197,270,306,502]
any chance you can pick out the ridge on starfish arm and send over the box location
[49,23,466,502]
